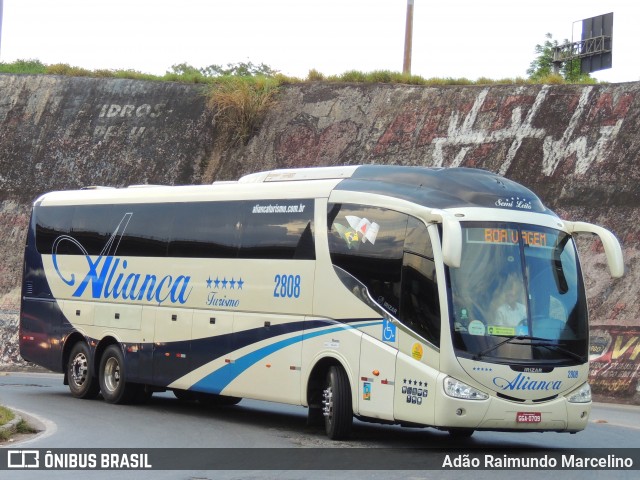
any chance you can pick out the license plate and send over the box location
[516,412,542,423]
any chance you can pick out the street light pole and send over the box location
[0,0,4,58]
[403,0,414,75]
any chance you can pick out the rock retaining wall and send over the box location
[1,75,638,401]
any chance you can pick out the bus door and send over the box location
[359,335,397,420]
[391,233,441,425]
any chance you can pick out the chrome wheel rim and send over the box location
[70,352,89,387]
[322,385,334,423]
[103,357,121,393]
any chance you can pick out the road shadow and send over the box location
[140,393,542,449]
[29,386,555,449]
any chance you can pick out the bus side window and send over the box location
[328,204,407,315]
[404,216,434,258]
[63,204,172,257]
[70,205,127,256]
[168,202,240,259]
[239,199,315,260]
[117,203,173,257]
[400,219,441,347]
[36,206,74,254]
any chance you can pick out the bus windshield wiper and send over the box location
[530,342,585,363]
[473,335,562,361]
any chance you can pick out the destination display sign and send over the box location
[466,228,550,248]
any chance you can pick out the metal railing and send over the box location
[553,36,612,62]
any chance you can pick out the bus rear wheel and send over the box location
[67,341,100,399]
[323,365,353,440]
[99,344,136,404]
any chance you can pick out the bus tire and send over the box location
[307,406,324,427]
[99,344,136,404]
[323,365,353,440]
[67,341,100,400]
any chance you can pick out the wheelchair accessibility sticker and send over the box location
[382,319,397,343]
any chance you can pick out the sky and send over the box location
[0,0,637,83]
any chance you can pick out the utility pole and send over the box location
[0,0,4,58]
[403,0,414,75]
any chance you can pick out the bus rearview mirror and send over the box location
[565,221,625,278]
[441,217,462,269]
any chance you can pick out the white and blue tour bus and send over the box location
[19,165,624,439]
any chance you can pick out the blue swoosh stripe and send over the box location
[192,320,383,394]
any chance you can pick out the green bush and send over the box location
[0,405,15,425]
[0,59,603,86]
[0,59,47,74]
[307,69,325,82]
[206,76,281,146]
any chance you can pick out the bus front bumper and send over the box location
[434,390,591,432]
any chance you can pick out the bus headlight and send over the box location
[567,382,592,403]
[444,376,489,400]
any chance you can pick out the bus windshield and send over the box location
[448,222,588,364]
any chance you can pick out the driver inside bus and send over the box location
[495,275,527,327]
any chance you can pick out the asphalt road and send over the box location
[1,372,639,480]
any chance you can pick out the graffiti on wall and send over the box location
[93,103,174,142]
[590,325,640,401]
[275,85,636,177]
[370,86,634,176]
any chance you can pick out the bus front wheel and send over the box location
[323,365,353,440]
[67,341,100,399]
[99,344,136,404]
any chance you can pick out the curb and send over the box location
[0,414,23,436]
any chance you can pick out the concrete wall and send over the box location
[0,74,215,308]
[1,75,638,401]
